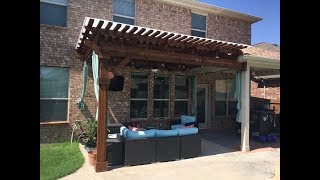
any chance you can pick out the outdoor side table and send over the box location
[106,134,124,166]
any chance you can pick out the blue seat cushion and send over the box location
[171,124,185,129]
[177,127,198,136]
[181,115,196,125]
[126,129,156,140]
[120,126,129,138]
[155,129,178,137]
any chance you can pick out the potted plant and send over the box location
[81,118,97,165]
[84,118,97,150]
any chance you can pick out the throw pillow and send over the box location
[180,124,194,128]
[181,115,196,125]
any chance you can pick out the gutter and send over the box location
[238,56,280,69]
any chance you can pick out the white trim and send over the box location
[40,0,67,6]
[130,98,148,101]
[174,99,188,101]
[238,56,280,69]
[40,98,69,100]
[76,18,248,50]
[191,9,208,16]
[255,74,280,79]
[153,99,170,101]
[191,28,206,32]
[113,14,135,19]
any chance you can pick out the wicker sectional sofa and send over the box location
[119,116,201,166]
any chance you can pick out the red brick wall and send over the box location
[250,81,280,101]
[40,0,253,143]
[207,14,251,44]
[40,0,113,143]
[250,80,280,113]
[136,0,252,44]
[136,0,191,34]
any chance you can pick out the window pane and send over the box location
[174,101,188,117]
[216,101,226,116]
[216,80,227,101]
[154,76,169,99]
[130,100,147,118]
[228,101,238,116]
[191,13,206,30]
[40,67,69,98]
[227,79,237,100]
[191,30,206,38]
[113,0,135,17]
[40,2,67,27]
[113,15,134,25]
[154,101,169,117]
[175,76,188,99]
[131,74,148,98]
[40,100,68,122]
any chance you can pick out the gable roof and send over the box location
[253,42,280,52]
[241,46,280,61]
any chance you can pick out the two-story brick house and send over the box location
[40,0,279,149]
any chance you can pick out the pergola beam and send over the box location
[112,57,131,74]
[84,41,244,70]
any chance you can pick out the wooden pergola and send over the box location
[75,17,248,172]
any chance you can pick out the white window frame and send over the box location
[113,0,136,25]
[40,0,68,27]
[40,0,68,6]
[216,79,237,117]
[40,66,70,123]
[191,13,207,38]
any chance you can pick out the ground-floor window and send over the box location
[153,75,170,118]
[40,66,69,122]
[130,73,148,118]
[215,79,237,116]
[174,76,189,117]
[130,73,192,119]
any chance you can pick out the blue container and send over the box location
[256,136,267,143]
[266,135,277,142]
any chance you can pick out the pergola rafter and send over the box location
[75,17,250,172]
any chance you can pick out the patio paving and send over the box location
[60,138,280,180]
[199,129,280,151]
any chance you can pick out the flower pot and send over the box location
[88,150,97,166]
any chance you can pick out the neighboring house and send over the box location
[249,42,280,113]
[40,0,279,144]
[252,42,280,52]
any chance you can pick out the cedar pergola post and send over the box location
[94,54,109,172]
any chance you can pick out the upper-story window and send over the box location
[113,0,135,25]
[40,0,68,27]
[191,13,206,38]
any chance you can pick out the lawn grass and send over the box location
[40,142,84,180]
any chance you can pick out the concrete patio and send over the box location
[60,135,280,180]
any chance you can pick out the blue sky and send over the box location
[198,0,280,45]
